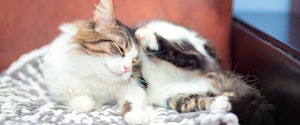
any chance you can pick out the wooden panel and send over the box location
[231,19,300,125]
[291,0,300,15]
[234,12,300,58]
[0,0,232,71]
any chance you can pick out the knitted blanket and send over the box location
[0,46,239,125]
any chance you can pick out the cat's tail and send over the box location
[229,91,275,125]
[211,71,275,125]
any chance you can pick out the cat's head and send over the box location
[135,20,220,74]
[59,0,139,82]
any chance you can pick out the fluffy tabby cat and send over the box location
[43,0,149,124]
[135,20,274,125]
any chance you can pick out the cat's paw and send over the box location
[210,95,232,112]
[124,109,150,125]
[168,93,201,113]
[69,95,96,112]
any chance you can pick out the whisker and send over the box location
[131,74,148,84]
[242,74,259,83]
[136,61,141,65]
[139,50,169,56]
[123,80,130,86]
[126,80,129,86]
[91,56,103,66]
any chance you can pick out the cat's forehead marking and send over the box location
[105,25,133,46]
[70,20,135,57]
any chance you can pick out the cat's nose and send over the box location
[124,66,130,73]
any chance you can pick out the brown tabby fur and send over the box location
[69,20,134,58]
[139,30,274,125]
[121,100,132,117]
[68,19,143,81]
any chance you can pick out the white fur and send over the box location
[145,20,216,64]
[124,109,150,125]
[210,96,232,112]
[135,28,159,51]
[142,56,218,108]
[43,23,149,124]
[136,20,220,108]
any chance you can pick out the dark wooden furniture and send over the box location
[232,11,300,125]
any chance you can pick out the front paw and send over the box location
[210,95,232,112]
[69,95,96,112]
[124,109,150,125]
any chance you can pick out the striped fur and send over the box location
[43,0,149,124]
[135,20,274,125]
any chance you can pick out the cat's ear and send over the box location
[94,0,116,25]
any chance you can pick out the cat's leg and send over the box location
[167,92,233,113]
[167,93,212,113]
[119,81,149,124]
[49,83,97,112]
[67,95,96,112]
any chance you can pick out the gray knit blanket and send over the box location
[0,46,239,125]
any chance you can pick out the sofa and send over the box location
[1,0,299,125]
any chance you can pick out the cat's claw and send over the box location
[210,96,232,112]
[124,109,150,125]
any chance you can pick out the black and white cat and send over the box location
[135,20,274,125]
[43,0,149,124]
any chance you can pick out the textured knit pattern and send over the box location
[0,46,239,125]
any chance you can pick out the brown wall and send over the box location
[0,0,232,71]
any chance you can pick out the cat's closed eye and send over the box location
[113,42,125,57]
[88,39,113,44]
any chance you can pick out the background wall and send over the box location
[233,0,292,50]
[233,0,291,13]
[0,0,233,71]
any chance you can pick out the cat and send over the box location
[42,0,149,124]
[134,20,274,125]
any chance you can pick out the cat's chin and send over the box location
[103,65,131,81]
[115,73,131,81]
[98,72,131,82]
